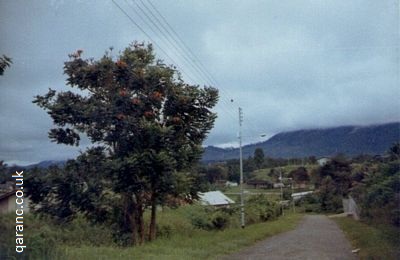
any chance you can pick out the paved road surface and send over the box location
[221,215,357,260]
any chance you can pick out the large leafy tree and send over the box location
[33,43,218,244]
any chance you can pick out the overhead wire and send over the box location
[143,0,237,102]
[129,0,213,87]
[139,0,241,123]
[111,0,197,83]
[113,0,265,141]
[130,0,239,123]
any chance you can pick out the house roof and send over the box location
[198,191,235,206]
[291,191,314,198]
[0,190,15,201]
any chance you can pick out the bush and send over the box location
[354,160,400,226]
[304,204,321,213]
[156,223,173,238]
[0,213,64,259]
[189,206,233,230]
[282,189,292,200]
[245,195,280,224]
[211,211,230,230]
[295,194,322,213]
[0,212,116,259]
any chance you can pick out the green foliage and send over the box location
[310,156,353,213]
[309,144,400,222]
[25,150,112,224]
[63,213,302,260]
[317,176,343,213]
[353,160,400,226]
[288,166,310,183]
[314,156,352,196]
[189,206,233,230]
[243,156,257,175]
[245,195,281,224]
[334,217,400,260]
[200,164,228,183]
[0,213,112,259]
[31,42,219,243]
[294,193,320,212]
[226,159,240,183]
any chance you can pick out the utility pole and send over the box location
[239,107,245,228]
[291,178,295,213]
[279,167,284,216]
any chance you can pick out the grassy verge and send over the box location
[334,217,400,260]
[63,213,302,260]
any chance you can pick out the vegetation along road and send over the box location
[222,215,357,260]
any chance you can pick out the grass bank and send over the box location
[64,213,302,260]
[334,217,400,260]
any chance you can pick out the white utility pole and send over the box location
[279,167,284,216]
[239,107,245,228]
[291,178,295,213]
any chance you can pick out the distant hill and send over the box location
[8,160,67,170]
[202,122,400,162]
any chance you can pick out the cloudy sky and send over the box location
[0,0,399,165]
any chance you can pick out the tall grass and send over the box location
[64,213,302,260]
[334,217,400,259]
[0,202,301,259]
[0,213,114,259]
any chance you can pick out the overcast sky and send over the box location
[0,0,399,165]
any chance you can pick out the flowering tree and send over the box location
[33,43,218,244]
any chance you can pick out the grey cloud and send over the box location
[0,0,398,164]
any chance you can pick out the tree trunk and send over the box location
[123,193,137,246]
[136,194,145,244]
[130,207,137,246]
[148,192,157,241]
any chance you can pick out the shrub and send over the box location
[156,223,173,238]
[211,211,230,230]
[189,206,233,230]
[0,213,64,259]
[358,165,400,226]
[295,194,322,213]
[245,195,280,223]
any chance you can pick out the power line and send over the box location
[145,0,218,85]
[144,0,238,113]
[138,0,239,118]
[111,0,197,83]
[126,0,206,84]
[113,0,261,135]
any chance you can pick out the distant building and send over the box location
[317,157,330,166]
[291,191,314,201]
[198,191,235,207]
[247,180,272,189]
[293,183,308,189]
[225,181,238,187]
[0,190,31,214]
[0,181,31,214]
[273,182,285,189]
[0,191,16,214]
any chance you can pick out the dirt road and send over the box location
[221,215,357,260]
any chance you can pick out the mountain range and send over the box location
[11,122,399,168]
[202,122,400,162]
